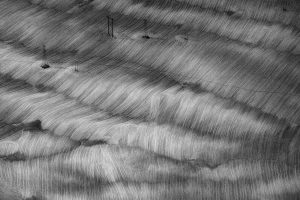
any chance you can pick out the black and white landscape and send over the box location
[0,0,299,199]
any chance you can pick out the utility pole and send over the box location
[42,44,46,60]
[142,19,150,39]
[41,45,50,69]
[111,17,114,38]
[107,16,114,38]
[107,16,110,36]
[144,19,147,34]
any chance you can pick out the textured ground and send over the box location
[0,0,299,199]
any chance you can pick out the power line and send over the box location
[1,18,298,96]
[0,58,299,97]
[77,53,300,94]
[0,38,296,87]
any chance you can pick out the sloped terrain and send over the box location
[0,0,299,199]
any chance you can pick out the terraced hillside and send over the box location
[0,0,299,199]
